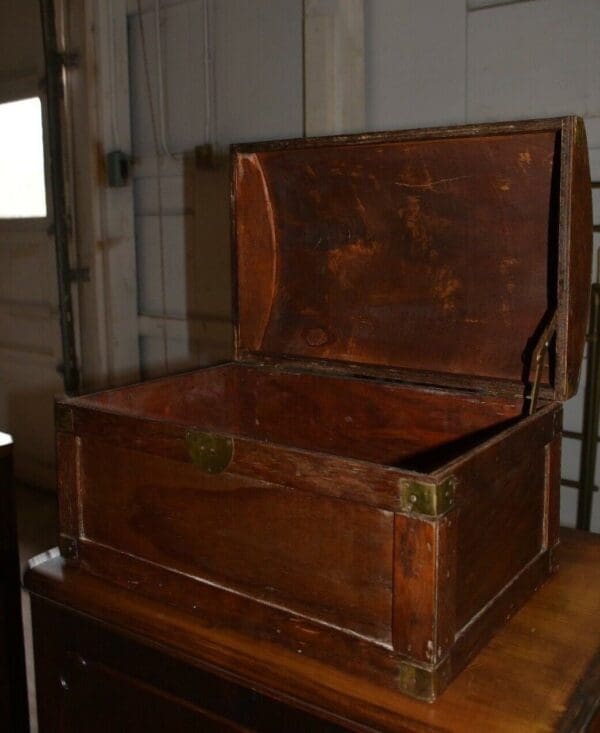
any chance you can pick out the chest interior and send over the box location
[79,362,523,473]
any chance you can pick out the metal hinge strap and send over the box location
[528,314,557,415]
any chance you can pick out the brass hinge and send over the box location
[186,430,234,474]
[398,476,457,517]
[528,314,557,415]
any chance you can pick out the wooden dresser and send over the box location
[26,529,600,732]
[0,433,30,733]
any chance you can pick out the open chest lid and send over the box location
[231,117,592,403]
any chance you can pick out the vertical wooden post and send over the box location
[56,0,140,390]
[393,512,456,667]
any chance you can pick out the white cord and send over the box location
[203,0,211,144]
[154,0,176,158]
[107,0,121,149]
[136,0,170,373]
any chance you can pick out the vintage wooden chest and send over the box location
[55,116,592,701]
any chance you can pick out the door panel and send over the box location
[0,218,62,490]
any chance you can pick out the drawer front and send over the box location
[77,438,394,643]
[32,598,350,733]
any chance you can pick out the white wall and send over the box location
[364,0,600,531]
[467,0,600,121]
[213,0,304,144]
[365,0,467,130]
[127,0,303,377]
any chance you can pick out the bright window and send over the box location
[0,97,47,218]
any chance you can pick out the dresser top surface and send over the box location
[26,528,600,733]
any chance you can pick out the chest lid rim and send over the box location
[231,115,592,403]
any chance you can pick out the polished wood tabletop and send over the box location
[26,528,600,732]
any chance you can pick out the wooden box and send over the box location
[55,117,592,701]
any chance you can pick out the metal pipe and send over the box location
[576,283,600,530]
[39,0,80,395]
[561,478,598,492]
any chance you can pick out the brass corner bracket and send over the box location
[397,656,452,701]
[398,476,457,517]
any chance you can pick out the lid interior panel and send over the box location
[234,128,563,390]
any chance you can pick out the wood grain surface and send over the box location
[65,362,523,470]
[48,115,592,705]
[26,529,600,732]
[54,371,560,697]
[233,117,592,402]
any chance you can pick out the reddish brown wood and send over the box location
[545,431,562,553]
[30,597,353,733]
[434,514,457,664]
[233,117,591,401]
[56,430,80,557]
[447,407,556,628]
[83,361,236,426]
[392,515,438,663]
[558,649,600,733]
[236,132,553,385]
[54,390,560,698]
[69,363,522,468]
[75,539,405,690]
[25,530,600,732]
[78,439,394,641]
[52,117,592,701]
[564,117,593,397]
[392,511,456,668]
[61,405,410,512]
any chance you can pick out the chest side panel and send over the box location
[452,407,558,630]
[77,438,394,643]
